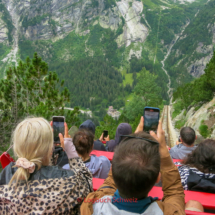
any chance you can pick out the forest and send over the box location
[172,50,215,115]
[49,57,127,111]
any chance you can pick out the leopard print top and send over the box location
[0,157,93,215]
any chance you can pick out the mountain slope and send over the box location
[0,0,213,109]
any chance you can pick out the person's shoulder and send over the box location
[97,156,111,164]
[93,140,106,151]
[169,145,180,154]
[38,165,75,179]
[0,162,17,185]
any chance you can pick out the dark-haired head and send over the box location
[180,127,196,146]
[73,129,94,156]
[183,139,215,173]
[112,131,160,199]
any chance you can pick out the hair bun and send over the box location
[73,129,94,156]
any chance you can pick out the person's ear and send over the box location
[156,172,161,183]
[195,135,197,140]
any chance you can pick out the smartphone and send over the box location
[103,130,108,139]
[53,116,65,144]
[143,107,160,132]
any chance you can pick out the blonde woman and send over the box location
[0,117,92,214]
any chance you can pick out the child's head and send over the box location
[10,117,53,185]
[112,132,160,199]
[73,129,94,156]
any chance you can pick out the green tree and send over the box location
[173,50,215,111]
[0,53,78,152]
[204,50,215,91]
[124,68,162,121]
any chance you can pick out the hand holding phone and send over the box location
[103,130,108,140]
[143,107,160,133]
[52,116,65,144]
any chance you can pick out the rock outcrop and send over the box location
[0,15,8,43]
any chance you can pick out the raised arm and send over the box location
[59,123,93,191]
[150,121,185,215]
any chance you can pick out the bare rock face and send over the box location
[0,15,8,43]
[99,7,122,30]
[1,0,105,41]
[116,0,148,47]
[187,43,214,77]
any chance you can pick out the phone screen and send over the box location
[53,117,65,143]
[103,130,108,138]
[144,107,160,132]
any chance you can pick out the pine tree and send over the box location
[0,53,79,151]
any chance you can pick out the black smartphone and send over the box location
[103,130,108,139]
[143,107,160,132]
[53,116,65,144]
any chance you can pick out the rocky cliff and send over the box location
[171,97,215,142]
[0,0,214,91]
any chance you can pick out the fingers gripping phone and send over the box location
[53,116,65,144]
[103,130,108,139]
[143,107,160,133]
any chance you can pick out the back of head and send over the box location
[115,123,132,144]
[183,139,215,173]
[112,132,160,199]
[79,120,95,135]
[180,127,196,146]
[10,117,53,186]
[73,129,94,156]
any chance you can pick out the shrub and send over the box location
[175,119,186,129]
[199,124,209,138]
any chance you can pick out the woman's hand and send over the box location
[104,135,110,142]
[99,133,104,142]
[99,133,110,142]
[59,123,78,159]
[59,123,71,149]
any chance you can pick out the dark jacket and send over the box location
[0,162,75,185]
[187,169,215,193]
[106,123,132,152]
[93,140,106,151]
[79,120,106,151]
[0,157,92,214]
[53,145,69,167]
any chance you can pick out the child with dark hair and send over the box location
[178,139,215,193]
[63,129,111,179]
[81,117,186,215]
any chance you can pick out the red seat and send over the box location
[149,187,215,210]
[93,178,105,191]
[90,150,114,161]
[185,211,213,215]
[92,178,215,211]
[173,159,182,163]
